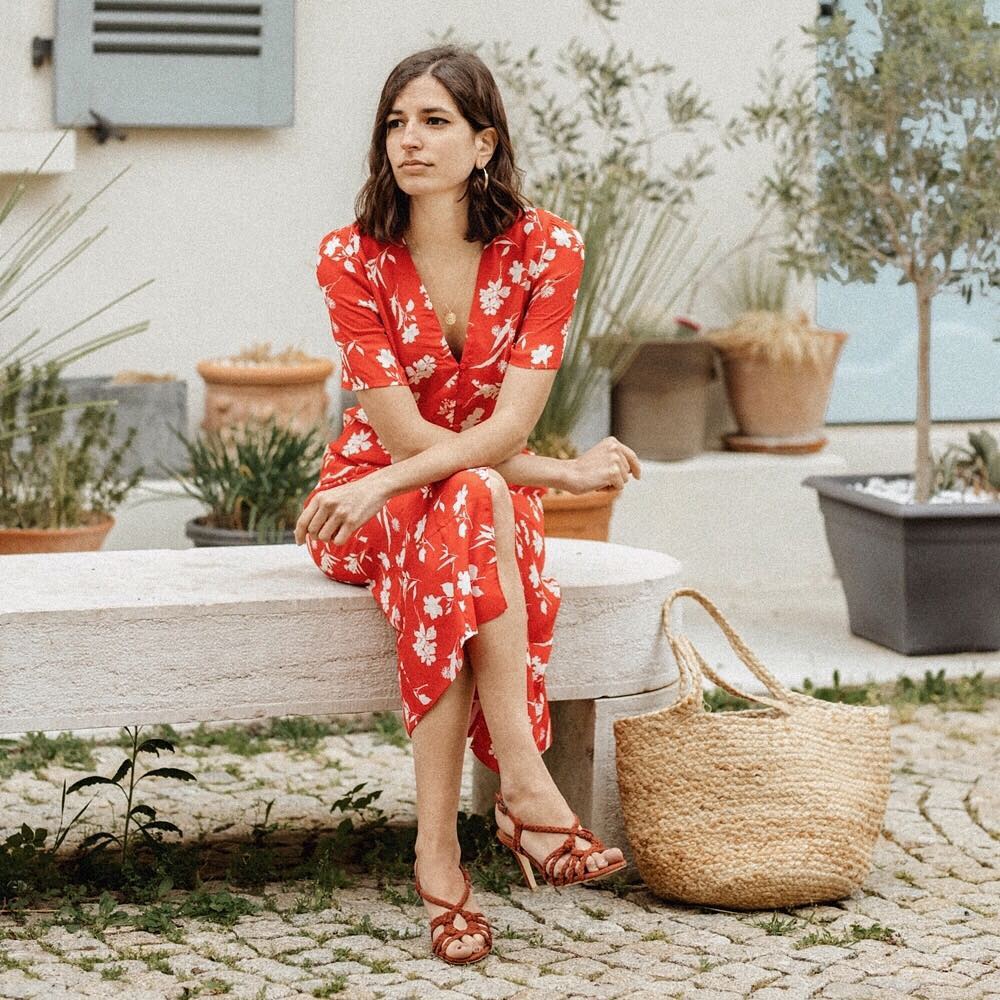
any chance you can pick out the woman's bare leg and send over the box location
[410,655,487,959]
[466,471,623,877]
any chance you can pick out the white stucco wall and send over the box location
[1,0,818,440]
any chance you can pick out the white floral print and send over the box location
[307,205,584,773]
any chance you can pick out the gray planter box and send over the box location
[62,376,188,479]
[185,516,295,547]
[804,473,1000,655]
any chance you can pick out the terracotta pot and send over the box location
[0,514,115,555]
[611,340,717,461]
[197,358,334,435]
[541,489,618,541]
[717,330,847,454]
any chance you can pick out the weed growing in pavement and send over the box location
[0,731,97,779]
[68,725,196,866]
[312,977,348,997]
[795,920,903,949]
[753,913,798,935]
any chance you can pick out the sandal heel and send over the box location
[512,850,538,891]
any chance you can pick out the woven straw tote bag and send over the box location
[614,587,892,910]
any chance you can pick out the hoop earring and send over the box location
[478,166,490,193]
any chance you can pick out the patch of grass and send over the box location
[312,977,348,998]
[194,979,232,995]
[381,883,419,906]
[0,731,97,778]
[641,928,670,941]
[177,887,260,927]
[795,920,903,950]
[557,924,596,942]
[945,728,977,743]
[895,870,919,887]
[496,927,544,946]
[370,712,408,749]
[139,949,175,975]
[696,956,717,972]
[100,964,126,980]
[580,904,610,920]
[337,913,419,943]
[753,913,798,936]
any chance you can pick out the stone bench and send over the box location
[1,539,683,866]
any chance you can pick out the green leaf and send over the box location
[65,775,117,794]
[111,758,133,783]
[138,767,196,782]
[137,738,175,756]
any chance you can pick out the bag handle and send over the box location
[661,587,800,715]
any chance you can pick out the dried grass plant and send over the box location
[705,309,842,366]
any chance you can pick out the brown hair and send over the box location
[355,45,531,246]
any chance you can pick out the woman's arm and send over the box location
[386,419,576,491]
[374,413,572,498]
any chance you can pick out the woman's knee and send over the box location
[444,467,513,513]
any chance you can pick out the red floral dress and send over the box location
[303,206,585,772]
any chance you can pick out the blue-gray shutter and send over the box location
[54,0,294,128]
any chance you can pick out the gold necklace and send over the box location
[406,235,481,328]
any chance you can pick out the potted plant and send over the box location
[60,370,187,479]
[0,361,144,554]
[701,250,847,454]
[734,3,999,652]
[527,167,718,539]
[1,133,152,553]
[197,342,334,437]
[160,416,327,546]
[480,19,731,538]
[609,312,717,462]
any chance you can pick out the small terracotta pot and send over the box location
[0,514,115,555]
[197,358,334,435]
[716,329,847,454]
[541,489,618,541]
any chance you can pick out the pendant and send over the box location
[444,311,457,326]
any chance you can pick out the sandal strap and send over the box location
[414,863,493,958]
[496,793,614,886]
[414,863,471,912]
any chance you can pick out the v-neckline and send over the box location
[401,237,490,369]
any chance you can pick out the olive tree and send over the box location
[729,0,998,501]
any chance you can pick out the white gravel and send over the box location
[854,476,997,505]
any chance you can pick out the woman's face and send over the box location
[385,74,495,199]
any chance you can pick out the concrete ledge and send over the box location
[0,539,683,734]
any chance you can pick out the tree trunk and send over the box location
[914,282,933,503]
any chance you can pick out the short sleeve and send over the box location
[315,227,409,391]
[508,217,585,371]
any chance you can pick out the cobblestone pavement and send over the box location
[1,697,998,1000]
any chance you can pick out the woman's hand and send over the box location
[295,474,390,547]
[567,436,642,495]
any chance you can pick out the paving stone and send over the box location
[2,699,1000,997]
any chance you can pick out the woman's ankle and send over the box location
[414,835,462,866]
[498,764,558,805]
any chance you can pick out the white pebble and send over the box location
[852,476,994,505]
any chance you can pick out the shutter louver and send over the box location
[54,0,294,127]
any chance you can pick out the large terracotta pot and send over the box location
[717,329,847,454]
[611,339,717,461]
[0,514,115,555]
[197,358,334,435]
[541,489,618,541]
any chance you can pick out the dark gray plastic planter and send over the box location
[804,474,1000,655]
[185,516,295,547]
[62,375,188,479]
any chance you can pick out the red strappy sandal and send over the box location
[413,861,493,965]
[494,791,628,890]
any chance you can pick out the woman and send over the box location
[295,44,641,966]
